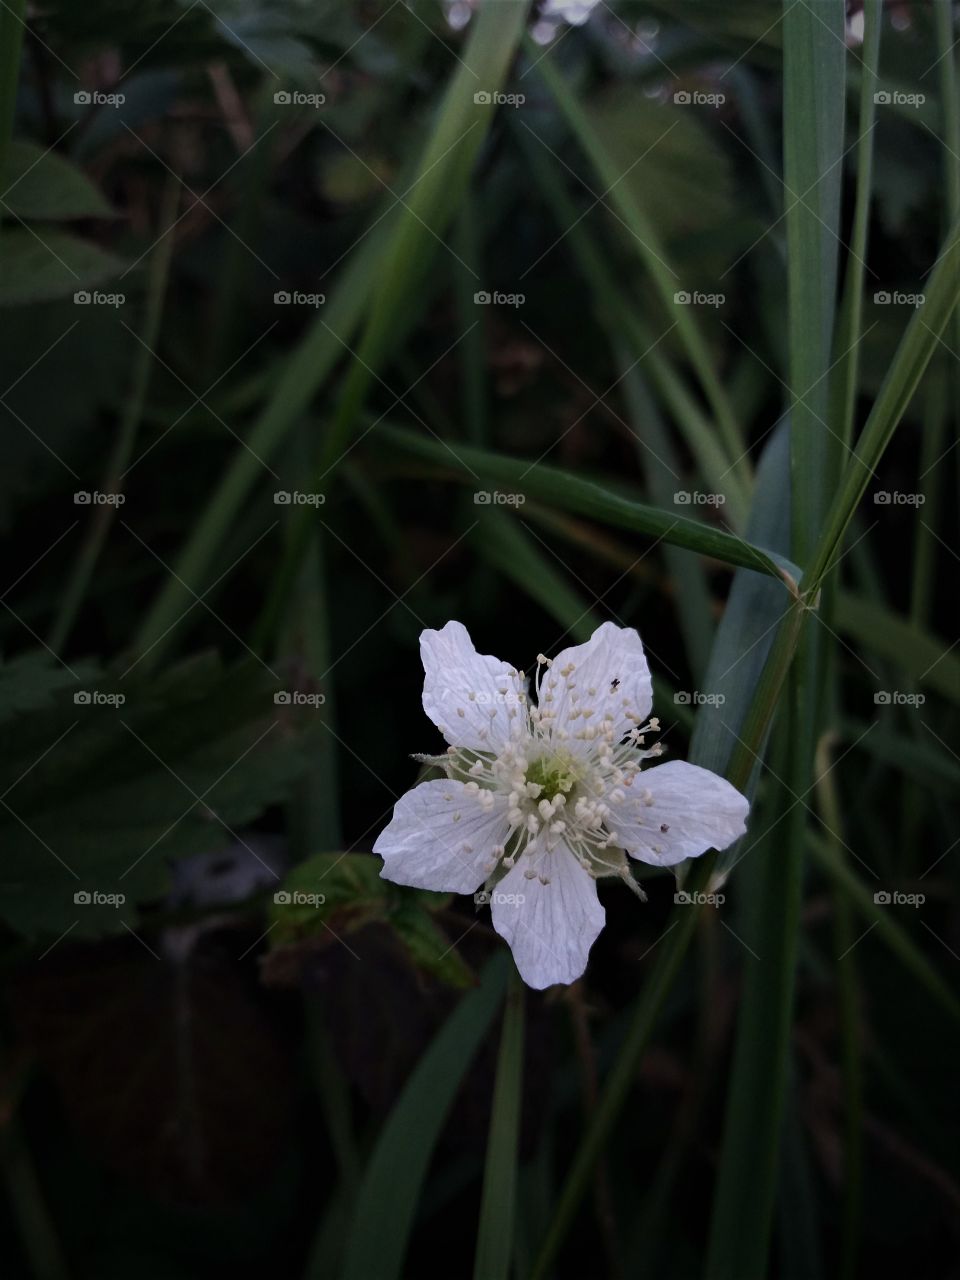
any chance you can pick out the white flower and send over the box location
[374,620,748,990]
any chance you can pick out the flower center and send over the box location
[525,752,578,803]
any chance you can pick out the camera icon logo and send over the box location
[873,491,891,504]
[474,890,491,905]
[474,491,492,504]
[274,490,292,504]
[274,91,291,105]
[74,890,91,904]
[873,890,891,904]
[673,890,692,904]
[73,691,91,704]
[273,890,292,904]
[474,91,492,105]
[673,290,691,304]
[874,91,891,105]
[673,90,691,105]
[274,290,291,304]
[74,491,92,504]
[673,491,691,504]
[74,290,91,304]
[474,290,491,304]
[274,691,292,705]
[874,291,891,304]
[74,90,92,105]
[874,690,891,705]
[674,691,692,704]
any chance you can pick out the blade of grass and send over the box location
[831,0,882,449]
[834,591,960,703]
[475,506,693,729]
[0,0,26,198]
[473,509,601,641]
[378,421,801,585]
[132,213,387,664]
[814,731,863,1280]
[617,355,716,683]
[707,7,846,1276]
[50,173,180,652]
[805,211,960,590]
[530,592,808,1279]
[510,106,751,527]
[523,37,750,487]
[473,973,525,1280]
[808,831,960,1023]
[316,0,531,473]
[340,953,509,1280]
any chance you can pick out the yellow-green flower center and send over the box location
[526,754,578,803]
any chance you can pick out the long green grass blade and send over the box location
[525,37,749,483]
[341,954,509,1280]
[707,6,846,1276]
[317,0,531,472]
[835,592,960,703]
[379,421,801,584]
[806,211,960,589]
[808,833,960,1023]
[473,974,525,1280]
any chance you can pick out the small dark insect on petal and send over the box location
[660,823,670,833]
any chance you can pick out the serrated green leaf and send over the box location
[3,139,114,221]
[0,228,128,305]
[0,653,306,938]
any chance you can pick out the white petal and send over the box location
[375,779,510,893]
[540,621,652,750]
[420,621,526,752]
[490,845,605,989]
[606,759,748,867]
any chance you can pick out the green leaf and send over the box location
[3,139,115,221]
[0,651,98,721]
[0,228,127,306]
[379,422,801,585]
[341,954,509,1280]
[0,653,306,938]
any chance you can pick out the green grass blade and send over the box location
[0,0,26,194]
[340,954,509,1280]
[473,974,525,1280]
[474,510,600,642]
[513,123,751,527]
[707,7,846,1276]
[379,422,801,585]
[317,0,531,472]
[806,211,960,589]
[50,174,180,652]
[808,833,960,1023]
[133,216,387,663]
[784,0,846,554]
[832,0,882,448]
[684,419,791,872]
[524,37,749,482]
[834,591,960,703]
